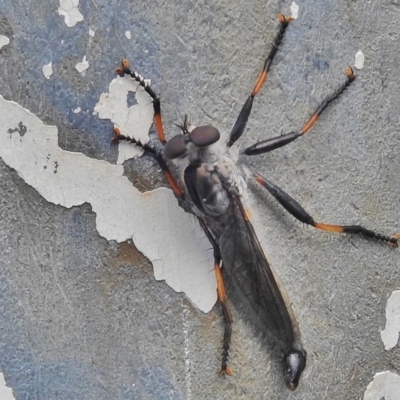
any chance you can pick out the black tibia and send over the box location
[112,127,156,154]
[198,218,220,259]
[228,14,292,147]
[116,59,157,100]
[243,67,357,156]
[243,131,300,155]
[228,97,254,147]
[116,59,167,144]
[254,173,399,247]
[302,66,356,134]
[215,262,233,376]
[199,219,233,375]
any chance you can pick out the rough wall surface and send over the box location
[0,1,399,399]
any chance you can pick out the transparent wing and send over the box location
[210,195,298,353]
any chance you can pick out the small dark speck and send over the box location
[350,203,360,210]
[44,166,47,169]
[350,240,358,249]
[54,160,59,174]
[7,121,27,137]
[313,58,329,70]
[221,76,231,87]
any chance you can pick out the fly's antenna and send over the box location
[174,114,191,134]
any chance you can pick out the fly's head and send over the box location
[283,349,307,390]
[164,125,221,162]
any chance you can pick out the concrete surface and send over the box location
[0,0,400,399]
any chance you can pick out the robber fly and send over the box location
[112,14,399,390]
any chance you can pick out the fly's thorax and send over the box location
[183,156,241,218]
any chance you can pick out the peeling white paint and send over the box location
[355,50,365,70]
[0,35,10,50]
[88,28,95,37]
[0,373,15,400]
[94,76,153,164]
[73,107,81,113]
[42,62,53,79]
[290,1,299,20]
[58,0,84,27]
[75,55,89,75]
[0,94,216,312]
[125,31,132,40]
[364,371,400,400]
[362,291,400,397]
[381,290,400,350]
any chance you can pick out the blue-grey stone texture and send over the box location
[0,0,399,399]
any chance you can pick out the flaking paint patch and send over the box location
[362,291,400,397]
[363,371,400,400]
[355,50,365,70]
[0,373,15,400]
[381,290,400,350]
[75,55,89,75]
[0,35,10,50]
[42,62,53,79]
[0,94,216,312]
[290,2,299,19]
[58,0,84,27]
[94,76,154,164]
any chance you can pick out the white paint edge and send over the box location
[58,0,84,27]
[0,94,216,312]
[42,62,53,79]
[0,35,10,50]
[364,371,400,400]
[381,290,400,350]
[0,373,16,400]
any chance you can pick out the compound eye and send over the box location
[190,126,220,148]
[164,134,187,159]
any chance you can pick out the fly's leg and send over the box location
[254,173,399,247]
[244,67,356,155]
[228,14,293,147]
[115,60,235,373]
[116,59,166,144]
[113,128,184,199]
[215,260,233,376]
[198,219,233,375]
[114,60,184,197]
[113,127,235,372]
